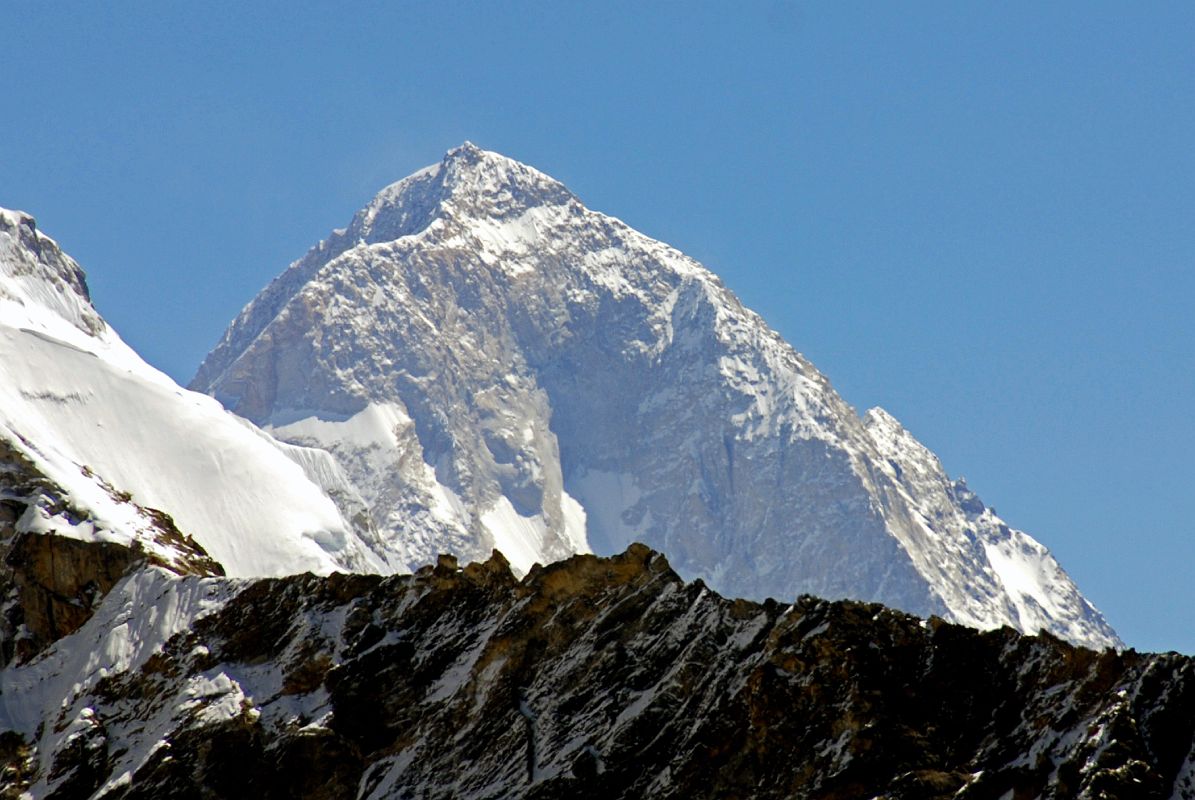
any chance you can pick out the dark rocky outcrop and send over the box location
[4,533,143,662]
[4,546,1192,798]
[0,437,223,663]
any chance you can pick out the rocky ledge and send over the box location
[1,545,1193,799]
[0,437,223,665]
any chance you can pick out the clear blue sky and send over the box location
[2,3,1192,652]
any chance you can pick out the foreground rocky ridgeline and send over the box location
[1,543,1192,799]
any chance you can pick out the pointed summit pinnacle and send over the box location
[430,143,576,217]
[443,140,486,169]
[438,141,534,176]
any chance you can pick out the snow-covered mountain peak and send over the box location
[346,143,575,249]
[0,206,104,343]
[437,140,573,206]
[0,207,38,234]
[192,149,1121,648]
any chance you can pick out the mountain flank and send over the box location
[190,144,1118,648]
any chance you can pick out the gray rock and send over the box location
[192,144,1119,648]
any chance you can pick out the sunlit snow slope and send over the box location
[0,208,384,576]
[192,144,1120,648]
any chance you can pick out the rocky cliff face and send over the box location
[1,547,1191,799]
[192,143,1118,648]
[0,209,103,340]
[0,436,222,664]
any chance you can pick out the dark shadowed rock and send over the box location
[0,438,223,664]
[3,547,1192,798]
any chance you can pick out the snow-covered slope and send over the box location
[0,208,385,577]
[191,144,1120,648]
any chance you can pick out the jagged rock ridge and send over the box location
[192,143,1119,648]
[1,546,1191,799]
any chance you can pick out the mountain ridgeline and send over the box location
[2,547,1193,799]
[192,143,1117,648]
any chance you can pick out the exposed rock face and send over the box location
[192,144,1117,648]
[2,548,1191,799]
[0,209,103,339]
[0,436,222,664]
[6,534,144,662]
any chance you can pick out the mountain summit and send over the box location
[192,145,1120,649]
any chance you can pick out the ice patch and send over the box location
[481,496,548,575]
[568,469,642,556]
